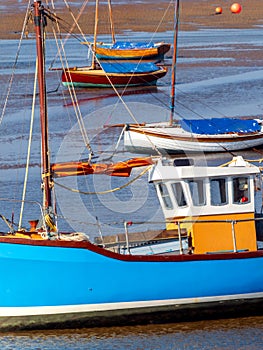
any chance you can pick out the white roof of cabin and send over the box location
[149,156,259,183]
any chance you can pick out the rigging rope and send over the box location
[94,0,173,156]
[0,0,31,126]
[48,2,94,160]
[101,125,126,161]
[54,165,152,195]
[46,0,168,157]
[220,157,263,167]
[18,59,38,230]
[57,0,165,158]
[152,0,174,38]
[49,0,90,70]
[0,215,15,234]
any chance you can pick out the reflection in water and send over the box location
[1,316,263,349]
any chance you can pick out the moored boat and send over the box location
[124,119,263,154]
[88,41,171,60]
[61,62,167,88]
[122,0,263,154]
[80,0,171,60]
[60,0,167,88]
[0,0,263,332]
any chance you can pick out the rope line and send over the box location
[0,0,31,126]
[18,59,38,230]
[48,3,94,160]
[220,157,263,167]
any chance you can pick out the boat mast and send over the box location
[108,0,115,44]
[92,0,99,69]
[169,0,180,126]
[33,1,53,214]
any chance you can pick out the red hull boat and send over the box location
[61,63,167,88]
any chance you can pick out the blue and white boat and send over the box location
[0,0,263,331]
[123,0,263,154]
[124,118,263,154]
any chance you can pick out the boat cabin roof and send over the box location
[149,156,259,183]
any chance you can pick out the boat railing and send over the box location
[119,216,263,255]
[0,198,47,234]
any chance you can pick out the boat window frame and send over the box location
[171,182,188,208]
[232,176,250,204]
[210,177,228,206]
[157,183,173,210]
[187,179,206,206]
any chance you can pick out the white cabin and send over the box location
[149,156,260,254]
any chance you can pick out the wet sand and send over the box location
[0,0,263,39]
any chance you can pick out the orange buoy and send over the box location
[215,7,223,15]
[230,3,242,14]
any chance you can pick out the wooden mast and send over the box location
[92,0,99,69]
[169,0,180,126]
[108,0,115,44]
[33,0,52,214]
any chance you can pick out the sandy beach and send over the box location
[0,0,263,40]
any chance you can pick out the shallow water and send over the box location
[0,27,263,346]
[0,316,263,349]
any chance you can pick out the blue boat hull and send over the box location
[0,239,263,330]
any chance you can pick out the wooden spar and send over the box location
[104,123,146,128]
[51,157,154,178]
[92,0,99,69]
[108,0,115,44]
[169,0,180,126]
[33,0,52,211]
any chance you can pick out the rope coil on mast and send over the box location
[44,214,57,232]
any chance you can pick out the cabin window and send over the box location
[171,182,187,207]
[188,180,205,206]
[233,177,250,204]
[210,178,227,206]
[157,183,173,209]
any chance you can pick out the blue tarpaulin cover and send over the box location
[180,118,260,135]
[100,62,158,74]
[111,41,154,49]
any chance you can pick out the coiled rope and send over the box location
[44,214,57,232]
